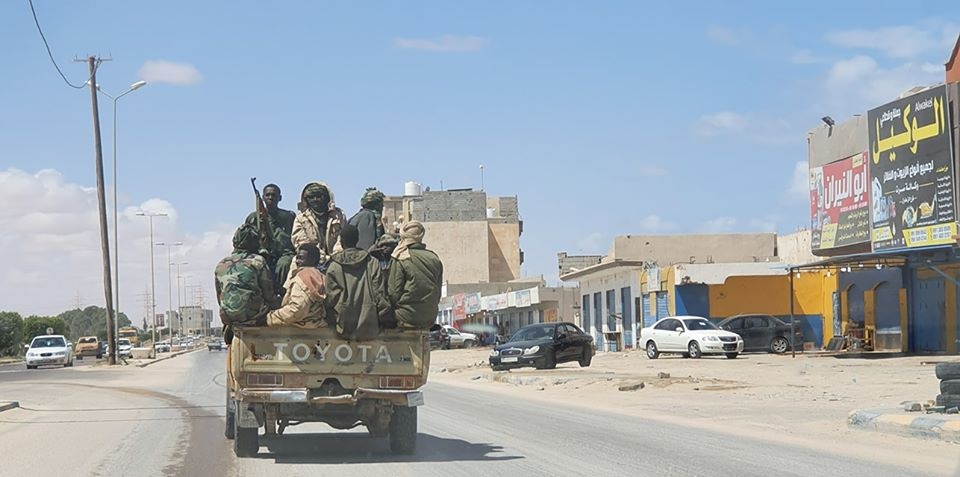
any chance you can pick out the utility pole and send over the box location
[79,56,117,366]
[156,241,182,346]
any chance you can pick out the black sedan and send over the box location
[489,322,595,371]
[717,314,804,354]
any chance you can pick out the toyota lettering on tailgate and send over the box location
[274,341,396,364]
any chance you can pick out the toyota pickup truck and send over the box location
[226,326,429,457]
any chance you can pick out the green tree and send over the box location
[0,311,24,356]
[22,316,70,341]
[58,306,131,341]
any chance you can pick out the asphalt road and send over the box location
[0,351,957,476]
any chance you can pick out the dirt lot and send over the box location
[429,347,960,474]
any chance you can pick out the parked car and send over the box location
[443,326,478,348]
[489,322,595,371]
[640,316,743,359]
[208,338,226,351]
[116,338,133,358]
[718,314,804,354]
[155,340,171,353]
[427,324,449,350]
[25,335,74,369]
[74,336,102,359]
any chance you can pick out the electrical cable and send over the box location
[27,0,100,89]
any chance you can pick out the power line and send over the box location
[27,0,102,89]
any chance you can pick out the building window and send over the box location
[582,295,591,333]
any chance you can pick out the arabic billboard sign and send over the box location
[809,152,871,250]
[464,292,481,315]
[868,85,956,250]
[453,293,466,320]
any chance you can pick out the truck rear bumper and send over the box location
[239,387,424,407]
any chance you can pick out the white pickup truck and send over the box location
[443,325,478,348]
[226,326,429,457]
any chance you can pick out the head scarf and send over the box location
[391,221,425,260]
[360,187,385,208]
[232,224,259,253]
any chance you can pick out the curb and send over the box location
[848,408,960,444]
[0,358,24,365]
[136,345,205,368]
[0,401,20,413]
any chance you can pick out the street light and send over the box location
[136,211,167,352]
[156,241,182,350]
[97,80,148,346]
[175,262,188,338]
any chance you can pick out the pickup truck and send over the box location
[74,336,102,359]
[226,326,429,457]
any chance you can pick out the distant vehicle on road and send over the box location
[443,326,477,348]
[118,327,139,347]
[427,324,449,350]
[116,338,133,358]
[74,336,102,359]
[718,314,803,354]
[489,322,595,371]
[641,316,743,359]
[208,338,226,351]
[25,335,74,369]
[154,341,171,353]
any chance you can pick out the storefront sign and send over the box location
[481,293,509,311]
[809,153,871,250]
[464,293,481,315]
[453,294,466,320]
[868,85,956,250]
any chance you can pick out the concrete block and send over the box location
[657,372,670,379]
[131,347,154,359]
[904,402,922,412]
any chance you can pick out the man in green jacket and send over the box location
[324,224,391,340]
[387,221,443,329]
[244,183,296,292]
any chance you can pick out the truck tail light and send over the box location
[379,376,418,389]
[247,373,283,387]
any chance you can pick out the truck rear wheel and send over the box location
[224,391,236,440]
[234,422,258,457]
[389,406,417,455]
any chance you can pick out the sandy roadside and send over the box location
[428,348,960,474]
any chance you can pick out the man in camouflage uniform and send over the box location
[214,224,276,329]
[244,183,296,292]
[267,244,327,328]
[290,181,345,278]
[348,187,386,250]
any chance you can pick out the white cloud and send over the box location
[0,168,228,324]
[823,55,943,108]
[703,217,738,233]
[637,215,677,233]
[393,35,489,52]
[137,60,203,85]
[787,161,808,203]
[693,112,748,136]
[826,25,959,59]
[576,232,608,254]
[637,164,668,177]
[706,26,741,46]
[791,49,822,65]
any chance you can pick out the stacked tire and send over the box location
[936,362,960,409]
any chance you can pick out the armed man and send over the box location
[244,183,296,292]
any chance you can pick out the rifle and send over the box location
[251,177,273,253]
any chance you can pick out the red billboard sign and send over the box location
[810,152,871,250]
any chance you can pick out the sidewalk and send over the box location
[849,408,960,444]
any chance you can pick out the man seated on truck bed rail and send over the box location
[215,224,277,341]
[266,244,328,328]
[325,224,391,340]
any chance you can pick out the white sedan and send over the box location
[25,335,74,369]
[640,316,743,359]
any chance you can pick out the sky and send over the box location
[1,1,958,322]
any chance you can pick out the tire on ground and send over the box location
[940,379,960,395]
[389,406,417,455]
[935,362,960,380]
[936,393,960,408]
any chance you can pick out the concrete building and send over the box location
[557,252,603,276]
[179,306,213,336]
[438,282,580,339]
[383,187,523,284]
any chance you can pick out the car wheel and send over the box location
[688,341,702,359]
[491,365,505,372]
[770,337,789,354]
[725,353,739,359]
[578,348,592,367]
[26,365,36,370]
[389,406,417,455]
[463,340,474,348]
[65,360,73,367]
[646,341,659,359]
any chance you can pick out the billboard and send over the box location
[453,294,466,320]
[464,293,481,315]
[809,152,871,250]
[868,85,956,250]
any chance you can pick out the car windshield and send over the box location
[79,337,96,343]
[31,337,65,348]
[118,339,131,346]
[508,325,555,342]
[683,319,719,331]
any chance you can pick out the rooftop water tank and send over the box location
[404,181,423,197]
